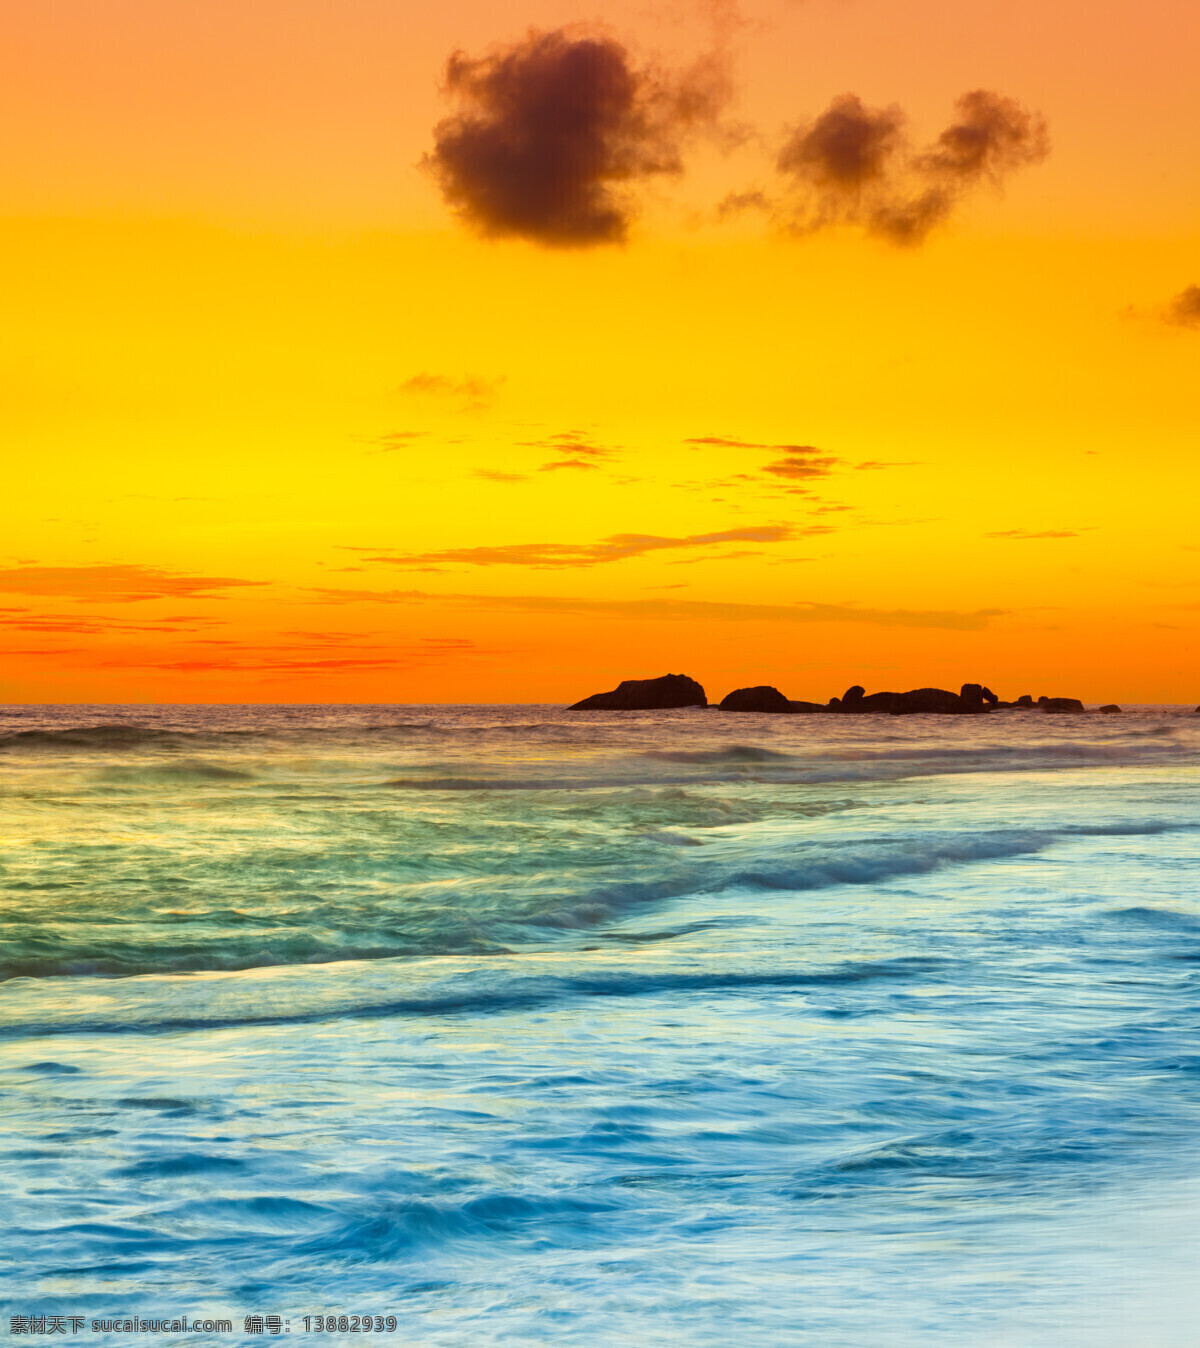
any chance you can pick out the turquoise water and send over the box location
[2,703,1200,1345]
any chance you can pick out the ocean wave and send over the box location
[1,823,1190,982]
[1102,906,1200,931]
[0,724,200,751]
[0,954,943,1037]
[643,746,795,764]
[377,740,1196,793]
[291,1191,617,1260]
[0,724,270,753]
[96,760,256,783]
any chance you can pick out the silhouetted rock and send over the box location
[895,687,984,714]
[788,701,828,713]
[719,685,792,713]
[859,691,902,712]
[1099,704,1122,713]
[569,673,707,711]
[1038,696,1085,713]
[1014,695,1035,708]
[960,683,1000,710]
[834,686,902,713]
[828,685,986,715]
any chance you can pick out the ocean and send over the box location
[2,702,1199,1346]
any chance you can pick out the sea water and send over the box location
[2,702,1199,1346]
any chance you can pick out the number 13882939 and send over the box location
[302,1315,399,1333]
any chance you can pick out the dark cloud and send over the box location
[357,524,799,570]
[775,89,1049,245]
[779,93,904,191]
[762,449,841,479]
[1165,285,1200,329]
[0,565,264,603]
[425,27,731,246]
[682,436,843,482]
[916,91,1051,180]
[308,586,1004,631]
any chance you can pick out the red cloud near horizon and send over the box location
[305,586,1004,631]
[96,636,492,675]
[0,565,265,603]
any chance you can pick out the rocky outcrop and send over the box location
[898,687,986,714]
[569,674,1105,716]
[719,685,793,713]
[960,682,999,710]
[569,673,707,711]
[832,685,986,714]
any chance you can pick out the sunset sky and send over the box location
[2,0,1197,704]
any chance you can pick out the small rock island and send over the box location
[569,673,708,711]
[569,674,1112,714]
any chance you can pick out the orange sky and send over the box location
[1,0,1197,703]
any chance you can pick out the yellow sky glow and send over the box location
[2,0,1197,703]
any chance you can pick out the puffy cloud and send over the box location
[425,27,731,246]
[778,94,905,192]
[916,90,1050,180]
[1165,285,1200,329]
[775,89,1049,245]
